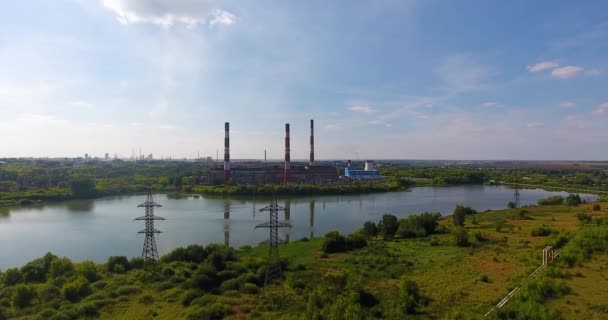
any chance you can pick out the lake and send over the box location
[0,186,596,268]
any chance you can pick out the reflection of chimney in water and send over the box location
[284,199,291,243]
[224,199,230,246]
[309,200,315,239]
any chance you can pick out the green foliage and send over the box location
[106,256,129,273]
[362,221,378,237]
[452,227,470,247]
[396,212,442,238]
[188,303,232,320]
[62,277,92,302]
[531,226,553,237]
[399,278,422,315]
[565,194,582,206]
[12,284,37,308]
[0,268,22,286]
[379,214,399,240]
[76,260,100,282]
[69,174,97,198]
[49,257,75,278]
[20,252,56,283]
[322,231,347,253]
[538,195,564,206]
[577,212,592,224]
[592,204,601,211]
[507,201,517,209]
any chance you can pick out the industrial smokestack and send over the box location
[284,123,290,184]
[348,160,351,167]
[310,119,314,166]
[224,122,230,184]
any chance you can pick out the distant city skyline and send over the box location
[1,1,607,160]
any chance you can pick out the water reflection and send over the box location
[284,199,291,243]
[309,200,315,239]
[66,200,94,212]
[224,198,230,246]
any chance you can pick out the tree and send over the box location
[49,257,74,278]
[400,278,421,315]
[379,214,399,240]
[362,221,378,237]
[452,208,466,227]
[0,268,22,286]
[565,194,582,206]
[12,284,37,309]
[507,201,517,209]
[106,256,129,273]
[69,175,97,198]
[322,231,347,253]
[62,277,92,302]
[452,227,469,247]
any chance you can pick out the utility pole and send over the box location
[134,191,166,270]
[255,199,292,289]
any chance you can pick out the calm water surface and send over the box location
[0,186,596,268]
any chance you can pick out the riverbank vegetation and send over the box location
[1,199,606,319]
[1,159,607,207]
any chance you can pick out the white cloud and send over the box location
[129,122,143,126]
[149,100,168,119]
[69,100,93,108]
[368,119,391,127]
[482,101,500,108]
[210,10,236,26]
[585,68,601,77]
[551,66,583,79]
[101,0,235,28]
[527,122,544,128]
[436,55,488,93]
[559,101,576,109]
[347,105,377,114]
[159,124,175,130]
[593,102,608,115]
[527,60,559,73]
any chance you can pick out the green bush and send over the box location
[62,277,92,302]
[362,221,378,237]
[399,278,422,315]
[76,302,99,317]
[577,212,592,224]
[76,260,100,282]
[379,214,399,240]
[12,284,37,308]
[188,303,232,320]
[219,278,241,292]
[322,231,347,253]
[106,256,129,273]
[345,233,367,250]
[0,268,22,286]
[452,227,469,247]
[538,195,564,206]
[531,226,553,237]
[565,194,582,206]
[50,257,75,278]
[396,212,441,238]
[452,205,475,227]
[592,204,601,211]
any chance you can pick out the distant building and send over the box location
[344,161,381,181]
[105,153,109,160]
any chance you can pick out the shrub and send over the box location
[345,233,367,250]
[76,260,100,282]
[38,284,61,303]
[538,196,564,206]
[399,278,421,315]
[452,205,475,227]
[531,226,553,237]
[49,257,75,278]
[322,231,347,253]
[188,303,232,320]
[507,201,517,209]
[452,227,469,247]
[565,194,582,206]
[62,277,92,302]
[396,212,441,238]
[473,231,489,242]
[242,283,259,294]
[12,284,37,308]
[362,221,378,237]
[20,253,56,283]
[592,204,601,211]
[219,278,241,292]
[181,289,201,306]
[577,212,592,224]
[0,268,22,286]
[379,214,399,240]
[76,302,99,317]
[480,275,489,283]
[106,256,129,273]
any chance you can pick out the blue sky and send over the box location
[1,0,607,160]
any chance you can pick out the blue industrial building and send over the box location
[344,161,381,181]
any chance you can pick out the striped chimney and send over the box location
[310,119,314,166]
[284,123,290,184]
[224,122,230,184]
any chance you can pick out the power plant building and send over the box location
[344,160,381,181]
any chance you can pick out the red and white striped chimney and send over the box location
[310,119,314,166]
[224,122,230,184]
[284,123,290,184]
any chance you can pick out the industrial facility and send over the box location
[207,120,380,185]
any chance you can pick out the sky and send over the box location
[1,0,607,160]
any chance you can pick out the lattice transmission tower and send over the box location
[514,183,521,208]
[135,191,166,270]
[255,199,292,288]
